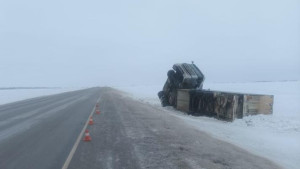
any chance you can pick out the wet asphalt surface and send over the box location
[0,87,282,169]
[0,88,101,169]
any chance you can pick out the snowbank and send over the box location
[117,81,300,169]
[115,85,162,105]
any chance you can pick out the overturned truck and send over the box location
[158,63,274,121]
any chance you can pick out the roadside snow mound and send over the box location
[117,81,300,169]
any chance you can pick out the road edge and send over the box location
[61,97,100,169]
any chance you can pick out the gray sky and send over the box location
[0,0,299,87]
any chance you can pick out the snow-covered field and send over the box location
[0,88,80,106]
[117,81,300,169]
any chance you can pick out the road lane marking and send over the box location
[61,98,100,169]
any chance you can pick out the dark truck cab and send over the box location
[158,63,205,107]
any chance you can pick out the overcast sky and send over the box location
[0,0,299,87]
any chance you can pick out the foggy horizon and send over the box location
[1,0,299,87]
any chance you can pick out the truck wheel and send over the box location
[167,70,176,86]
[158,91,169,107]
[158,91,164,98]
[167,70,175,78]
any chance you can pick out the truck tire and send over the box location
[158,91,168,107]
[158,91,164,98]
[167,70,176,85]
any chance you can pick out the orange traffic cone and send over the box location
[83,130,91,141]
[88,117,94,125]
[95,109,101,114]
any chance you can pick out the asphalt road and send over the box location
[0,88,101,169]
[0,87,282,169]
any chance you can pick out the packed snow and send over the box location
[117,81,300,169]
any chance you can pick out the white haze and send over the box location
[0,0,299,87]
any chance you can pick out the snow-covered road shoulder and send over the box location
[164,108,300,169]
[117,81,300,169]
